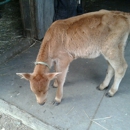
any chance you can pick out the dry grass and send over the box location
[0,0,23,56]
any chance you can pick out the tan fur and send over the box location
[17,10,130,105]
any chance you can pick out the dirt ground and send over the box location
[0,112,32,130]
[0,0,23,56]
[0,0,32,129]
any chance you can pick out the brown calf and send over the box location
[17,10,130,105]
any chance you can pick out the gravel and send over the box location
[0,111,33,130]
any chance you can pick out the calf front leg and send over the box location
[53,79,58,88]
[53,62,58,88]
[54,67,69,104]
[53,57,71,104]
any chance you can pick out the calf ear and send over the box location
[16,73,31,80]
[45,72,61,80]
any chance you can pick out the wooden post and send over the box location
[20,0,54,40]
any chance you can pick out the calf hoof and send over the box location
[52,84,57,88]
[96,86,102,90]
[52,96,62,106]
[52,100,60,106]
[96,86,108,91]
[105,92,113,97]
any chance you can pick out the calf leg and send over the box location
[97,62,114,90]
[105,46,128,97]
[54,66,69,104]
[54,56,72,104]
[53,62,58,88]
[53,79,58,88]
[106,59,128,97]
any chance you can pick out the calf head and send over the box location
[16,72,59,105]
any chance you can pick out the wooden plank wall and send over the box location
[35,0,54,40]
[20,0,54,40]
[19,0,32,37]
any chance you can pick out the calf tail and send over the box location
[127,13,130,33]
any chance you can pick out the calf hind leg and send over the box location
[106,58,128,97]
[97,62,114,90]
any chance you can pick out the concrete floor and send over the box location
[0,35,130,130]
